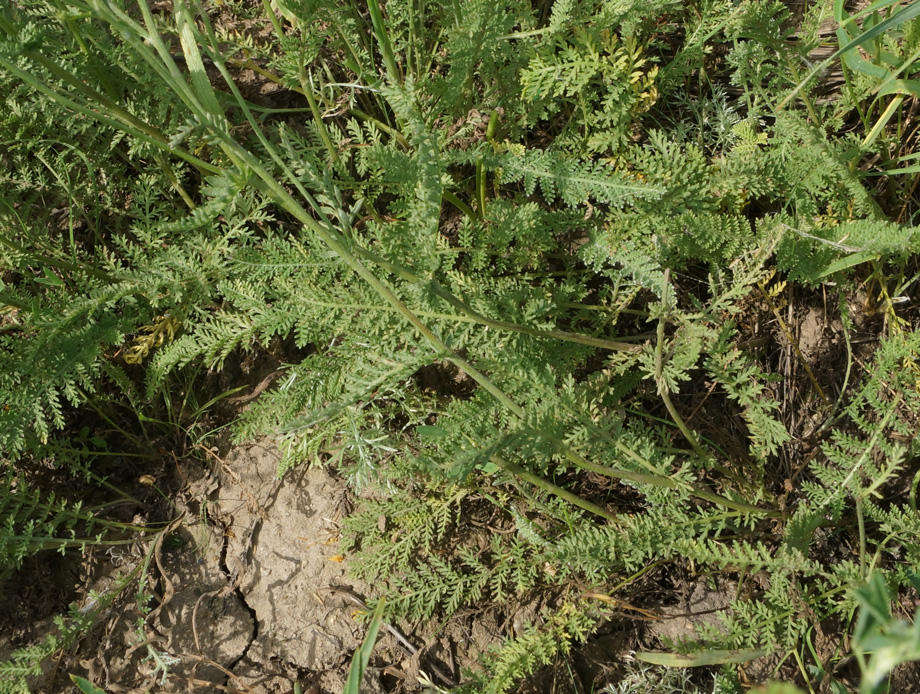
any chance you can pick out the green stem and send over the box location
[82,395,149,446]
[559,447,677,487]
[655,270,710,460]
[332,1,375,79]
[910,468,920,515]
[860,95,904,158]
[781,54,821,125]
[560,302,648,317]
[266,296,484,324]
[18,534,158,551]
[609,560,663,593]
[477,110,499,216]
[0,53,219,175]
[0,227,113,282]
[367,0,401,84]
[39,445,154,460]
[758,280,830,404]
[260,0,285,37]
[855,495,867,579]
[493,455,617,522]
[299,68,339,163]
[817,295,855,435]
[0,293,28,310]
[349,107,409,144]
[155,155,196,210]
[0,11,16,36]
[345,245,641,352]
[443,189,478,221]
[428,281,640,352]
[560,445,775,516]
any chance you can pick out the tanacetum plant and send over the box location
[3,0,920,691]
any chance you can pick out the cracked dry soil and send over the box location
[148,440,385,694]
[69,440,389,694]
[2,437,518,694]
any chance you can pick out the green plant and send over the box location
[0,469,153,580]
[605,662,740,694]
[343,598,386,694]
[3,0,920,692]
[0,517,174,694]
[853,573,920,694]
[70,674,109,694]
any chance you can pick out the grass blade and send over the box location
[344,599,386,694]
[174,0,223,117]
[635,649,769,667]
[367,0,400,84]
[70,675,108,694]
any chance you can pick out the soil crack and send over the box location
[217,514,259,679]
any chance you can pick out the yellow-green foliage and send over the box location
[3,0,920,692]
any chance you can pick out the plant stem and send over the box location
[299,68,339,163]
[492,455,618,522]
[260,0,285,37]
[655,270,710,460]
[855,494,867,579]
[367,0,401,85]
[758,279,831,405]
[0,52,219,175]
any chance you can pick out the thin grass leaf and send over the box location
[174,0,223,118]
[70,675,108,694]
[635,649,769,667]
[812,251,880,279]
[366,0,400,84]
[343,598,385,694]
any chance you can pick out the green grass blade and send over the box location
[866,163,920,176]
[367,0,400,84]
[812,252,880,279]
[779,0,920,110]
[344,599,385,694]
[635,649,769,667]
[174,0,223,117]
[70,675,108,694]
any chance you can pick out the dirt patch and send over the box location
[796,306,840,365]
[645,577,736,648]
[10,440,377,694]
[0,434,699,694]
[211,441,369,693]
